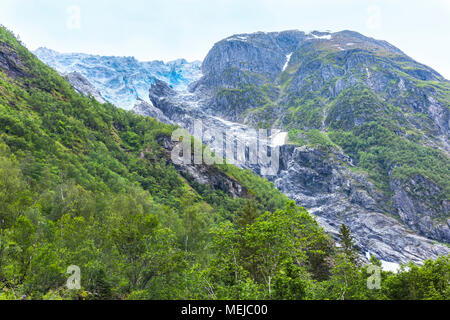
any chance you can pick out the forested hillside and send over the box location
[0,26,448,300]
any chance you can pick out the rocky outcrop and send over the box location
[132,97,173,124]
[271,144,449,264]
[65,72,106,103]
[391,176,450,243]
[156,135,247,199]
[0,41,28,78]
[197,31,306,87]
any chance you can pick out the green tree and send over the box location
[339,224,358,265]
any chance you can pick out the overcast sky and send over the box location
[1,0,449,79]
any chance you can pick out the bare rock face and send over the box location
[391,177,450,243]
[132,97,173,124]
[0,42,28,78]
[271,144,449,264]
[65,72,106,103]
[156,135,247,199]
[198,31,307,88]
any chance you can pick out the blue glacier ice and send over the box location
[34,47,202,110]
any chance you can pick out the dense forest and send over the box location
[0,26,448,300]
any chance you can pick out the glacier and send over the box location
[34,47,202,110]
[282,53,293,72]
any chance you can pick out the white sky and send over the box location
[1,0,449,79]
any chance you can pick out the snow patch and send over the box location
[212,116,245,129]
[227,36,248,42]
[366,67,371,79]
[282,53,293,72]
[270,131,288,147]
[308,32,332,40]
[366,252,402,273]
[210,117,287,147]
[381,260,402,273]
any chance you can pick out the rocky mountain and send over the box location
[34,47,202,109]
[193,30,447,137]
[188,29,450,236]
[188,30,450,246]
[34,30,450,266]
[136,76,448,266]
[64,71,106,103]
